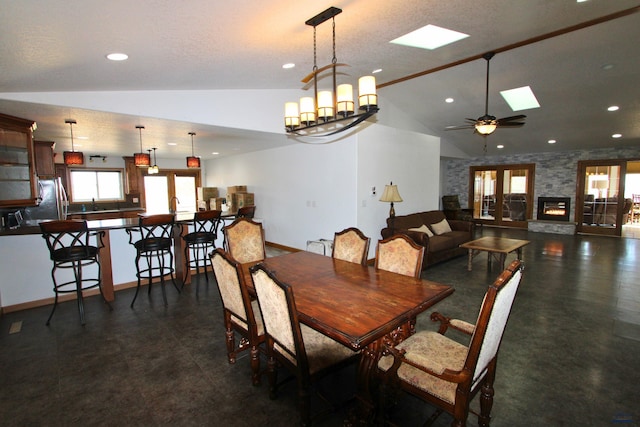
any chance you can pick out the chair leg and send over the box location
[73,261,86,326]
[267,355,278,400]
[250,345,261,386]
[298,380,311,427]
[46,266,59,325]
[130,254,143,308]
[158,252,168,306]
[479,366,497,427]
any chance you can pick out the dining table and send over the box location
[241,250,454,424]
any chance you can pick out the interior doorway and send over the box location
[143,169,201,214]
[622,160,640,239]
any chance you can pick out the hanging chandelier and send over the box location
[148,148,159,174]
[133,125,151,167]
[284,6,379,137]
[186,132,201,168]
[63,119,84,165]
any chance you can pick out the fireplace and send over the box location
[537,197,571,221]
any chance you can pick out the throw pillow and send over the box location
[408,224,434,237]
[430,219,452,235]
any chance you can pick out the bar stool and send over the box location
[127,214,180,307]
[40,219,112,325]
[183,209,221,295]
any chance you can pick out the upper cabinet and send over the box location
[34,140,56,177]
[0,113,38,207]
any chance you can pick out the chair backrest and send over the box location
[250,264,308,371]
[237,205,256,218]
[210,248,256,328]
[467,260,523,384]
[375,234,425,278]
[332,227,370,265]
[127,214,175,249]
[192,209,222,234]
[40,219,97,259]
[223,217,266,264]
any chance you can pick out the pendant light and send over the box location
[63,119,84,165]
[186,132,201,168]
[133,125,151,167]
[148,148,159,174]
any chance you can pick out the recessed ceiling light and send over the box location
[282,63,295,69]
[497,145,504,149]
[607,105,619,111]
[372,69,382,74]
[212,152,219,155]
[577,0,589,3]
[167,142,177,146]
[612,133,622,138]
[106,53,128,61]
[602,63,614,70]
[548,139,557,144]
[445,98,454,103]
[390,24,469,50]
[500,86,540,111]
[76,136,89,140]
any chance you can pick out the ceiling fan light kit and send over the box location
[284,6,379,137]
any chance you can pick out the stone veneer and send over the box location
[441,146,640,227]
[527,220,577,235]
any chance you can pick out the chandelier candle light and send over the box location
[134,125,151,167]
[284,6,379,136]
[63,119,84,165]
[186,132,200,168]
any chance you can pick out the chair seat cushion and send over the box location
[378,331,468,404]
[134,237,171,252]
[184,231,216,244]
[52,246,98,262]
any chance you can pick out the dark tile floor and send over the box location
[1,227,639,426]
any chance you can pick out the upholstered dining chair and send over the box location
[378,260,524,427]
[375,233,425,278]
[223,217,266,264]
[210,248,265,386]
[331,227,370,265]
[250,264,359,426]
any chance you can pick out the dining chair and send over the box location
[378,260,524,427]
[223,217,266,264]
[250,263,359,426]
[210,248,265,386]
[183,209,221,294]
[126,214,180,307]
[331,227,370,265]
[40,219,112,325]
[375,233,425,278]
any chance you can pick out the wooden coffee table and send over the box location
[460,236,530,271]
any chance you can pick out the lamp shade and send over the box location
[317,90,334,119]
[475,122,497,135]
[337,84,354,117]
[358,76,377,110]
[186,156,201,168]
[300,96,316,125]
[134,152,151,167]
[379,184,403,203]
[63,151,84,165]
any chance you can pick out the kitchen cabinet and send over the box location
[55,163,69,194]
[0,113,38,207]
[34,140,56,177]
[123,156,141,195]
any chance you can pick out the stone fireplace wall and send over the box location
[441,146,640,224]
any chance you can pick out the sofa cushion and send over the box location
[409,224,434,237]
[430,219,452,235]
[447,230,474,246]
[427,235,458,253]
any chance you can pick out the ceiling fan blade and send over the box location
[464,118,477,122]
[498,122,526,128]
[497,114,526,124]
[445,124,475,131]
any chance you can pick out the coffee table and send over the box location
[460,236,530,271]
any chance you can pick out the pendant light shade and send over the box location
[63,119,84,165]
[186,132,200,168]
[148,148,159,174]
[133,125,151,167]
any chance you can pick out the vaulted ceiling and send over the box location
[1,1,639,159]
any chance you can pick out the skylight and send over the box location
[500,86,540,111]
[390,25,469,50]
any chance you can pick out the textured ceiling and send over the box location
[1,0,639,159]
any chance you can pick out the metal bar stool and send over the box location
[183,209,222,295]
[40,219,112,325]
[126,214,180,307]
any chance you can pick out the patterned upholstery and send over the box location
[223,218,266,264]
[210,248,265,386]
[378,260,523,426]
[375,234,425,278]
[250,264,359,425]
[332,227,370,265]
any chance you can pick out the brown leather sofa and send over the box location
[380,210,475,268]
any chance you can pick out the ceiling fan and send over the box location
[446,52,526,136]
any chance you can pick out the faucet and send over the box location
[91,198,98,211]
[170,196,180,214]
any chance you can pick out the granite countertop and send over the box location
[67,207,145,215]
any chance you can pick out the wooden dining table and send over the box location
[241,250,454,423]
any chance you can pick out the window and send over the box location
[69,169,125,202]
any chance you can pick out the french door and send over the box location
[143,169,201,214]
[469,164,535,228]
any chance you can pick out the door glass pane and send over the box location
[502,168,528,222]
[584,165,621,227]
[174,176,196,212]
[144,175,169,214]
[473,170,496,219]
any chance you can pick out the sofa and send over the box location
[380,210,475,268]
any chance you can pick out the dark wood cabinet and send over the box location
[0,113,38,207]
[34,140,56,177]
[123,156,141,195]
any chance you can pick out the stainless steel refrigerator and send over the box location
[24,177,68,221]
